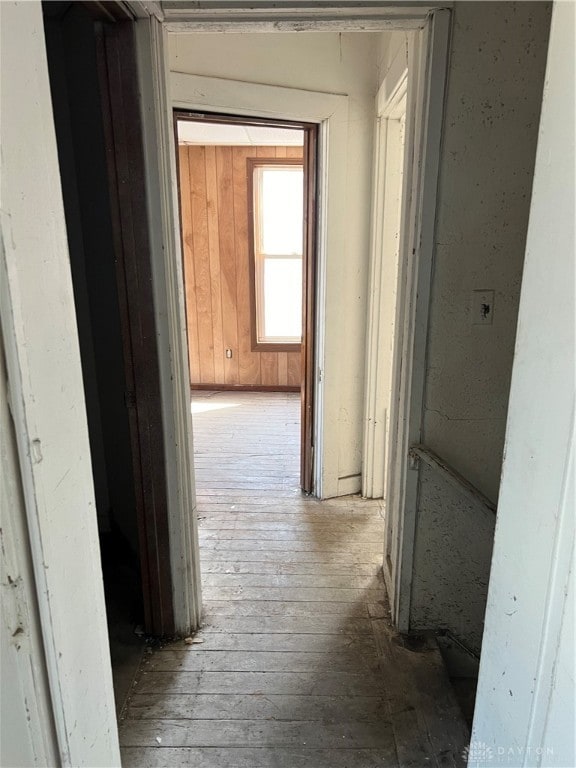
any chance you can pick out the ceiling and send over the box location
[177,120,304,146]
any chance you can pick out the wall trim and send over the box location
[162,2,445,32]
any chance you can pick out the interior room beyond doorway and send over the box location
[177,118,305,391]
[176,115,314,491]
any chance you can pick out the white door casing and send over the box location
[164,11,451,619]
[169,71,349,500]
[362,42,409,501]
[378,11,451,630]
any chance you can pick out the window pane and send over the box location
[260,167,303,256]
[262,257,302,341]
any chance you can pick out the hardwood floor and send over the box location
[120,391,469,767]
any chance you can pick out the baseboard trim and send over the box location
[191,384,300,393]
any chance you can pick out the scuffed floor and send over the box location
[119,391,468,767]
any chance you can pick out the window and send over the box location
[249,159,304,350]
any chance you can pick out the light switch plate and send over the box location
[472,290,494,325]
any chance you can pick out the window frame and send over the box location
[247,156,304,352]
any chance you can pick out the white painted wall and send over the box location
[376,29,408,86]
[405,0,552,658]
[410,451,495,653]
[422,1,551,503]
[168,31,385,496]
[0,2,120,764]
[472,3,575,764]
[1,347,57,768]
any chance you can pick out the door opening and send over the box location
[173,112,318,495]
[42,1,177,719]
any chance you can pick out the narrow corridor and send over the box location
[119,392,468,767]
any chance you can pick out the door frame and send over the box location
[379,12,451,630]
[172,110,318,493]
[134,4,451,628]
[2,4,451,764]
[362,47,408,501]
[168,72,349,500]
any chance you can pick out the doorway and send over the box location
[174,113,318,495]
[42,1,179,717]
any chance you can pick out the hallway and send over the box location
[119,392,469,767]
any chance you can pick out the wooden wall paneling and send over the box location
[188,146,215,384]
[204,145,225,384]
[287,353,301,387]
[260,351,279,386]
[233,146,261,386]
[179,146,201,382]
[278,352,289,385]
[216,146,240,384]
[179,143,303,390]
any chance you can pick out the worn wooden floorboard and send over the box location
[201,561,384,576]
[199,615,375,635]
[146,649,380,673]
[199,528,381,542]
[200,540,382,554]
[136,670,389,697]
[198,516,383,530]
[120,718,396,749]
[201,551,383,564]
[154,632,378,655]
[202,600,375,617]
[121,747,399,768]
[124,693,389,722]
[202,572,385,589]
[202,586,386,602]
[120,392,468,767]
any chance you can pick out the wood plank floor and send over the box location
[120,391,469,767]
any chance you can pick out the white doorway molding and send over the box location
[160,2,443,33]
[361,11,451,631]
[362,44,408,501]
[137,5,451,636]
[170,72,348,500]
[130,0,451,643]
